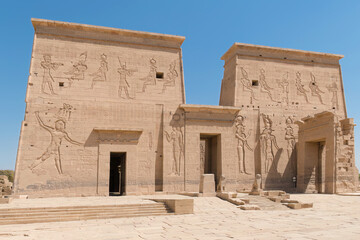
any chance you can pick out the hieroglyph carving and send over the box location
[234,114,252,174]
[295,72,309,103]
[40,55,63,95]
[90,54,108,88]
[161,61,178,93]
[309,73,325,104]
[117,58,137,99]
[259,69,276,102]
[327,80,339,109]
[64,52,88,87]
[239,67,257,104]
[277,72,289,105]
[260,114,279,174]
[165,126,184,176]
[141,58,157,92]
[285,116,296,174]
[29,104,82,174]
[200,141,205,175]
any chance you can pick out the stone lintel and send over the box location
[179,104,241,114]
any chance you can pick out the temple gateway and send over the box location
[13,19,358,198]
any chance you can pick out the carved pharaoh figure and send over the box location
[117,59,136,99]
[277,72,289,105]
[161,61,178,93]
[259,68,276,102]
[29,109,82,174]
[309,73,325,104]
[285,116,296,174]
[327,81,339,109]
[260,114,280,174]
[239,67,257,104]
[165,126,184,176]
[234,114,253,174]
[40,55,63,95]
[295,72,309,103]
[64,52,88,87]
[141,58,157,92]
[90,54,108,88]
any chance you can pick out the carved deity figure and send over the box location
[200,142,205,175]
[285,116,296,174]
[309,73,325,104]
[295,72,309,103]
[277,72,289,105]
[40,55,63,95]
[259,68,276,102]
[327,81,339,109]
[161,61,178,93]
[141,58,157,92]
[239,67,257,103]
[260,114,279,174]
[90,54,108,88]
[29,111,82,174]
[165,126,184,176]
[64,52,88,87]
[234,115,253,174]
[117,59,136,99]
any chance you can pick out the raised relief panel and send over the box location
[260,114,280,174]
[277,72,290,105]
[160,60,178,93]
[164,113,184,176]
[239,67,257,104]
[40,55,63,95]
[327,80,339,109]
[64,52,88,87]
[259,68,276,102]
[285,116,296,176]
[295,71,310,103]
[117,58,137,99]
[309,73,325,104]
[234,114,253,175]
[90,54,108,89]
[29,103,83,175]
[141,58,157,92]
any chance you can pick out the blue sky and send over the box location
[0,0,359,170]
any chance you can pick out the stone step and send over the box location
[0,208,170,218]
[0,203,173,225]
[0,212,175,225]
[0,204,168,214]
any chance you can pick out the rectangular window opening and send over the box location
[59,82,64,87]
[252,80,259,86]
[156,72,164,79]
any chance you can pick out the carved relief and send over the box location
[327,80,339,109]
[200,141,205,175]
[309,73,325,104]
[295,72,309,103]
[239,67,257,104]
[29,104,83,174]
[141,58,157,92]
[117,58,137,99]
[64,52,88,87]
[234,114,252,174]
[259,69,276,102]
[90,54,108,88]
[285,116,296,175]
[165,113,184,176]
[260,114,279,174]
[40,55,63,95]
[161,61,178,93]
[277,72,289,105]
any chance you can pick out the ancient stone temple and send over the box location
[13,19,358,198]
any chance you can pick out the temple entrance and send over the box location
[303,141,325,193]
[200,134,221,190]
[109,152,126,196]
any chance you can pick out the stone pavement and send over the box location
[0,194,360,239]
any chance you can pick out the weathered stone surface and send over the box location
[13,19,358,198]
[239,204,261,210]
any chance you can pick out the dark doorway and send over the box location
[200,134,221,190]
[109,152,126,196]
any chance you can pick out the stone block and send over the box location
[238,205,260,210]
[281,199,299,203]
[199,174,215,195]
[286,203,302,209]
[301,203,313,208]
